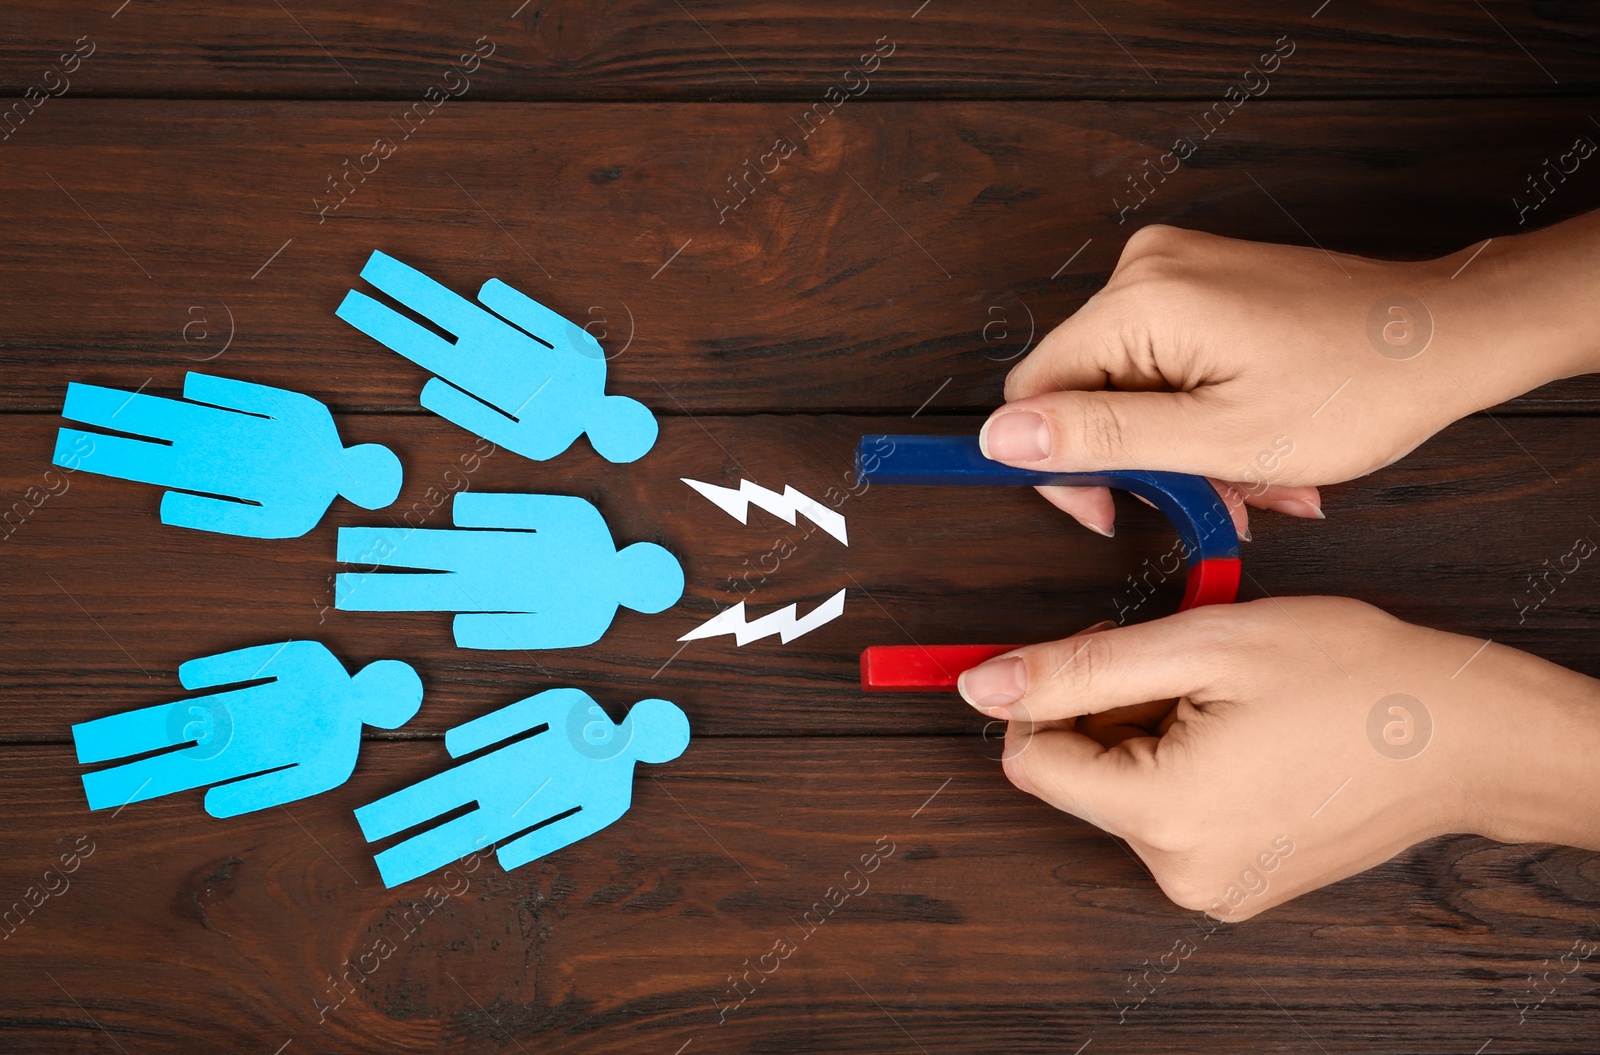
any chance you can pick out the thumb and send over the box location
[956,609,1226,722]
[978,389,1240,479]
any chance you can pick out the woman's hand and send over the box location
[990,217,1600,538]
[956,598,1600,919]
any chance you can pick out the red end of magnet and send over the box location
[860,557,1242,692]
[860,644,1016,691]
[1180,557,1241,611]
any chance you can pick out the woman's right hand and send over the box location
[956,597,1600,919]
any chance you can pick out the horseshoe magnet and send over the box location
[855,434,1241,691]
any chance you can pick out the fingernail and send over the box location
[1266,498,1326,520]
[1083,518,1115,538]
[1084,619,1117,632]
[957,655,1027,714]
[1239,524,1253,543]
[979,411,1051,462]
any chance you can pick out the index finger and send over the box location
[1003,298,1118,402]
[1001,720,1161,837]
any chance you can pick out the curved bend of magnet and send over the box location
[853,433,1241,692]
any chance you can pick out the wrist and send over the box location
[1452,648,1600,849]
[1427,216,1600,408]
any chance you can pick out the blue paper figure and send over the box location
[354,688,690,887]
[71,641,423,818]
[336,250,657,464]
[335,491,684,649]
[54,372,403,539]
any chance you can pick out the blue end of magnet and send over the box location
[856,434,1238,565]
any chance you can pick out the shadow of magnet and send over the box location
[854,434,1241,691]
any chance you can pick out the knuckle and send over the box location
[1119,223,1181,264]
[1319,594,1383,623]
[1111,225,1204,287]
[1030,630,1113,702]
[1107,250,1168,289]
[1217,598,1293,645]
[1067,392,1129,466]
[999,747,1027,789]
[1233,595,1379,652]
[1152,868,1218,913]
[1174,605,1242,657]
[1127,803,1200,857]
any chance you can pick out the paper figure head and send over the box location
[587,394,658,463]
[623,698,691,764]
[341,442,404,510]
[352,659,424,729]
[613,541,684,614]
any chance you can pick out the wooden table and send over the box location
[2,3,1598,1051]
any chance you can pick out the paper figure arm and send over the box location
[336,290,462,380]
[59,381,148,430]
[203,763,336,818]
[453,612,607,651]
[178,641,311,691]
[443,687,588,757]
[71,703,179,765]
[496,806,618,871]
[336,252,488,378]
[160,491,310,540]
[58,381,104,427]
[336,526,412,566]
[449,491,602,532]
[419,377,540,448]
[52,427,102,470]
[183,373,317,422]
[477,278,603,359]
[359,250,490,339]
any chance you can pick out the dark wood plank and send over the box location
[2,410,1596,741]
[4,7,1596,1052]
[0,740,1595,1053]
[2,1,1598,100]
[2,100,1600,416]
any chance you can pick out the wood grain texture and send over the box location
[4,6,1600,1052]
[1,411,1595,741]
[2,100,1600,415]
[0,741,1596,1054]
[1,1,1598,100]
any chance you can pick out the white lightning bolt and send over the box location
[677,589,847,646]
[680,478,848,546]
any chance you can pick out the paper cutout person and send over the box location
[354,688,690,887]
[54,372,403,539]
[335,250,657,464]
[335,491,684,649]
[72,641,423,818]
